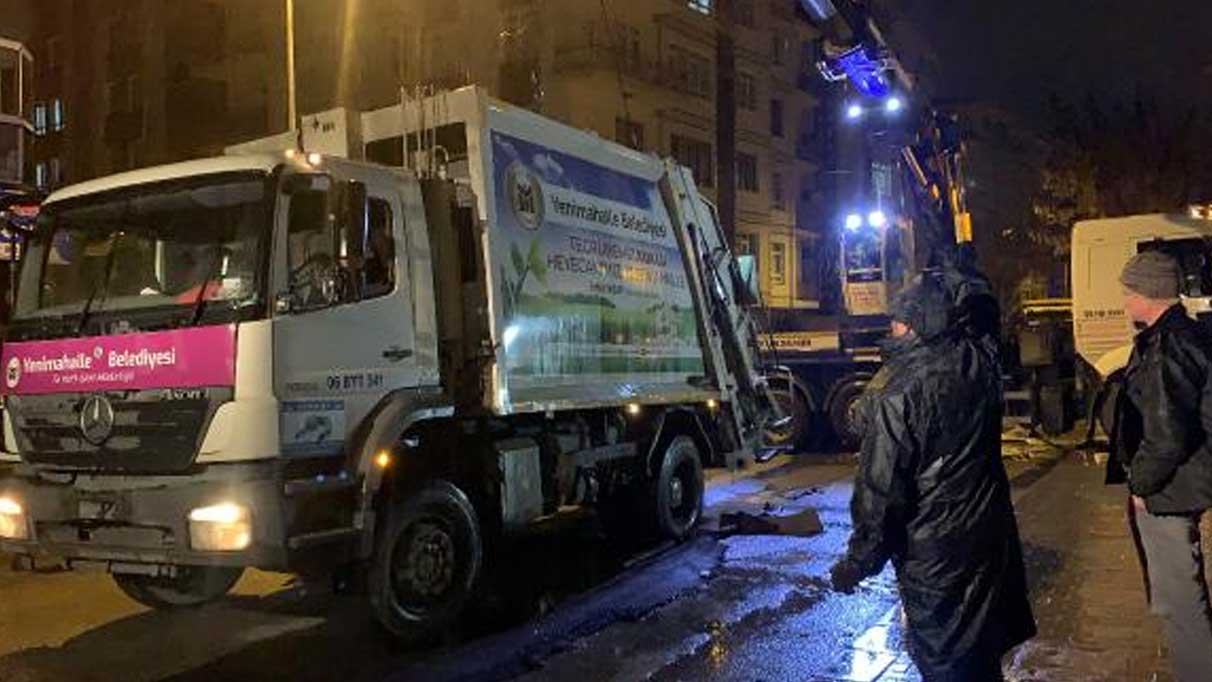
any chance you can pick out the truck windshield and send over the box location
[14,172,271,327]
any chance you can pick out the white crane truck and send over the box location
[0,88,777,641]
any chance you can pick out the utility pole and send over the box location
[715,1,737,248]
[285,0,298,131]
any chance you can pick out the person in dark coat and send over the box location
[1107,251,1212,682]
[829,272,1036,682]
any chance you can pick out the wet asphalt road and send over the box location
[0,442,1166,682]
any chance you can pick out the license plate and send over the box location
[78,498,126,521]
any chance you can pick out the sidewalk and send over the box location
[1006,454,1171,682]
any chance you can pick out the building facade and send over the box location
[0,1,36,187]
[29,0,830,309]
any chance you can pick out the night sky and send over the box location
[877,0,1212,125]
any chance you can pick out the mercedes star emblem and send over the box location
[79,395,116,446]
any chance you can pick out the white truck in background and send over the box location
[1071,209,1212,435]
[0,88,778,641]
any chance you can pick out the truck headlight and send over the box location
[188,502,252,552]
[0,497,29,540]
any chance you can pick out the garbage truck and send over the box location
[0,88,777,641]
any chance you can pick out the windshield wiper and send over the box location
[75,232,124,337]
[187,248,227,327]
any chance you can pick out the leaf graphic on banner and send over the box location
[528,238,547,286]
[511,242,526,276]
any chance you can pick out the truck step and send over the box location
[287,527,360,550]
[283,474,357,498]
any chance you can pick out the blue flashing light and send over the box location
[827,45,893,99]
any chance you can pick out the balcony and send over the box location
[106,38,142,77]
[553,42,670,90]
[165,77,228,156]
[795,136,821,163]
[103,108,144,145]
[165,2,225,67]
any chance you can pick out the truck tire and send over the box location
[651,436,704,540]
[1097,377,1122,439]
[369,481,483,644]
[828,380,868,451]
[112,566,243,609]
[1038,385,1070,436]
[765,383,811,452]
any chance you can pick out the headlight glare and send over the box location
[188,502,251,552]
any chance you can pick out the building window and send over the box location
[798,243,820,301]
[671,134,714,188]
[687,0,713,15]
[0,57,16,116]
[49,157,62,187]
[772,171,785,211]
[33,103,47,135]
[736,232,759,264]
[735,0,755,26]
[615,117,644,151]
[800,40,816,74]
[50,99,65,131]
[737,153,758,193]
[772,33,788,65]
[738,73,757,110]
[771,99,784,137]
[46,36,62,72]
[670,46,712,98]
[771,241,787,285]
[34,161,46,189]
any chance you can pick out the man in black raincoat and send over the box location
[829,271,1036,681]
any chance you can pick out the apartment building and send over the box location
[29,0,830,308]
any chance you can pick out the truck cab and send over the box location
[0,151,435,588]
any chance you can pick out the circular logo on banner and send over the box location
[506,162,544,231]
[79,395,116,446]
[5,356,20,389]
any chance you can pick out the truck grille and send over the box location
[7,388,233,473]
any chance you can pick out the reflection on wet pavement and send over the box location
[4,449,1168,682]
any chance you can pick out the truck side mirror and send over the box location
[733,254,761,306]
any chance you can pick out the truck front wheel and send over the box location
[369,481,483,644]
[112,566,243,609]
[651,436,704,540]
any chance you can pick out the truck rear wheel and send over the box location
[112,566,243,609]
[651,436,704,540]
[369,481,483,644]
[828,380,868,451]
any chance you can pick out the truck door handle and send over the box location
[382,347,413,362]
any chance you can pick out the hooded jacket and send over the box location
[844,276,1036,678]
